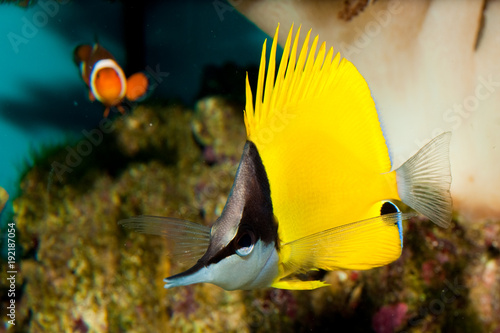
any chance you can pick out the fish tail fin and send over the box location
[126,72,154,102]
[73,44,92,84]
[396,132,452,228]
[73,44,92,66]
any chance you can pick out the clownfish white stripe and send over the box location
[90,59,127,103]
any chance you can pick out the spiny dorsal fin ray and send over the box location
[244,24,390,172]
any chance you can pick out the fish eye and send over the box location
[235,230,255,257]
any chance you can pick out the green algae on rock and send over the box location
[192,97,245,165]
[12,100,248,332]
[6,97,500,332]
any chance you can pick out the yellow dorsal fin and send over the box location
[243,25,395,257]
[244,24,333,141]
[243,24,390,172]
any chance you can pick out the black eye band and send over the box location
[200,141,279,266]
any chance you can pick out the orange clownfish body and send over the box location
[74,43,149,118]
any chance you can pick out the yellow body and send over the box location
[120,24,451,292]
[244,25,403,289]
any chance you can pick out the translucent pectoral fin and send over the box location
[281,212,416,274]
[119,215,211,265]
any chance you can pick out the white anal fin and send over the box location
[396,132,452,228]
[119,215,211,265]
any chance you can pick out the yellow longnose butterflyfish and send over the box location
[120,24,452,291]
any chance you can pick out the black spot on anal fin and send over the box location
[380,201,399,216]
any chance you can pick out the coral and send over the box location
[372,303,408,333]
[9,101,247,332]
[0,187,8,212]
[3,97,499,332]
[191,97,245,165]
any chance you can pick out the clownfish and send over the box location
[74,43,149,118]
[119,24,452,290]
